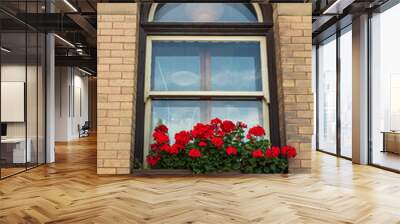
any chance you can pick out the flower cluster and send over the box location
[146,119,297,174]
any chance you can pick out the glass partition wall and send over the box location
[316,26,352,159]
[0,3,46,179]
[370,3,400,171]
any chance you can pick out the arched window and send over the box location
[150,3,262,23]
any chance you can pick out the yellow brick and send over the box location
[112,36,136,43]
[110,65,134,72]
[98,102,120,110]
[97,87,121,94]
[99,43,123,50]
[108,95,132,102]
[97,168,116,174]
[98,57,123,64]
[98,150,118,159]
[113,22,136,29]
[116,168,130,174]
[106,126,131,134]
[98,118,120,126]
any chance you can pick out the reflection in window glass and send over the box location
[153,3,258,23]
[371,4,400,171]
[151,41,262,91]
[152,100,263,141]
[340,28,352,158]
[210,43,261,91]
[152,101,201,141]
[210,101,263,129]
[152,42,201,91]
[317,37,337,154]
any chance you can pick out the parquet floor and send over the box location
[1,135,400,224]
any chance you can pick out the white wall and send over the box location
[55,67,89,141]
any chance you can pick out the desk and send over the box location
[1,138,31,163]
[382,132,400,154]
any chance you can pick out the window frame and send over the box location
[143,36,271,158]
[315,25,353,161]
[134,3,280,164]
[148,3,264,23]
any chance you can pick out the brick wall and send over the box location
[97,3,137,174]
[273,3,313,173]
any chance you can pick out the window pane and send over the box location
[210,101,263,128]
[340,28,352,158]
[151,41,262,91]
[151,100,263,142]
[210,42,262,91]
[317,36,337,154]
[151,42,201,91]
[153,3,258,23]
[152,100,201,140]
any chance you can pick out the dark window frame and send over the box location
[134,2,281,164]
[315,24,353,161]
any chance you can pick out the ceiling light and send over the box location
[78,67,93,76]
[63,0,78,12]
[54,34,75,48]
[1,47,11,53]
[323,0,355,15]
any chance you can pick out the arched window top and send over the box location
[149,3,262,23]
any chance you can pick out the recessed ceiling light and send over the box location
[78,67,93,76]
[54,34,75,48]
[63,0,78,12]
[1,47,11,53]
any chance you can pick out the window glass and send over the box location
[339,28,352,158]
[371,4,400,171]
[152,100,202,140]
[151,42,201,91]
[151,41,262,92]
[152,100,263,141]
[210,101,263,128]
[317,36,337,154]
[153,3,258,23]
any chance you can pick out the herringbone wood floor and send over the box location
[1,135,400,224]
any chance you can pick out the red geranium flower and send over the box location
[266,146,280,158]
[211,137,224,149]
[188,148,201,158]
[203,129,214,139]
[150,143,158,150]
[238,122,247,128]
[153,131,169,144]
[175,131,191,146]
[147,155,160,167]
[215,130,225,137]
[191,123,213,139]
[281,145,297,158]
[222,120,235,133]
[247,125,266,139]
[225,146,238,156]
[211,118,222,125]
[154,124,168,133]
[160,144,171,152]
[252,149,264,158]
[198,141,207,147]
[169,144,182,155]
